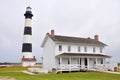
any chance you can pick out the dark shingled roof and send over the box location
[57,53,111,58]
[49,35,106,46]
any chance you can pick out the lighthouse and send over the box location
[21,6,36,66]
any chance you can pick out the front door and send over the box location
[84,58,87,68]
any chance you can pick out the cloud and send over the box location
[0,0,120,63]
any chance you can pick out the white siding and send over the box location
[81,58,85,67]
[43,36,55,72]
[62,58,68,64]
[97,58,103,64]
[71,58,78,64]
[55,43,105,56]
[89,58,95,67]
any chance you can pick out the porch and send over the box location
[55,53,111,72]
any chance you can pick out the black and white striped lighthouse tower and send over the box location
[21,6,36,66]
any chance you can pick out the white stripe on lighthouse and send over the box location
[25,18,32,26]
[23,35,32,43]
[23,52,33,58]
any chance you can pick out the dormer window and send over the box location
[93,47,96,53]
[78,46,81,52]
[68,46,71,52]
[59,45,62,51]
[84,46,87,52]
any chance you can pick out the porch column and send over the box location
[69,57,71,71]
[103,58,106,71]
[81,58,84,69]
[60,57,62,69]
[87,58,89,69]
[79,58,81,69]
[95,58,98,65]
[95,58,98,69]
[103,58,105,64]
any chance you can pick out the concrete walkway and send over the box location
[100,71,120,74]
[22,71,35,75]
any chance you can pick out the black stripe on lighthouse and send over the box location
[22,43,32,52]
[24,27,32,35]
[24,12,33,19]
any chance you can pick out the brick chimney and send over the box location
[46,33,49,35]
[33,56,35,59]
[87,37,91,39]
[94,35,99,41]
[50,29,55,37]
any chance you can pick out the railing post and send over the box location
[95,58,98,70]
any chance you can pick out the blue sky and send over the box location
[0,0,120,63]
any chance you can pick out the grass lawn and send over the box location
[0,67,120,80]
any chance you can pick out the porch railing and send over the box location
[95,63,116,71]
[57,63,115,71]
[58,64,89,71]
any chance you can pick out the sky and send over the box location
[0,0,120,63]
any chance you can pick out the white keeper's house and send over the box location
[41,30,111,72]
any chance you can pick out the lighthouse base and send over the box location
[21,57,37,67]
[22,61,36,67]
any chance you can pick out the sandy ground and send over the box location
[0,76,16,80]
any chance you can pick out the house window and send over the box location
[84,46,87,52]
[94,61,96,64]
[93,47,96,53]
[101,59,103,64]
[80,58,81,65]
[58,58,60,64]
[59,45,62,51]
[78,46,81,52]
[68,59,70,64]
[100,48,102,53]
[68,46,71,52]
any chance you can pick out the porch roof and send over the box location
[57,53,111,58]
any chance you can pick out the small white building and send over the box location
[41,30,111,72]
